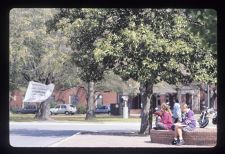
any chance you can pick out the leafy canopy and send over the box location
[93,9,217,85]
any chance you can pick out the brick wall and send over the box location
[101,91,117,105]
[150,128,217,146]
[53,87,87,107]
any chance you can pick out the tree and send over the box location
[95,71,139,93]
[10,8,81,120]
[45,8,216,133]
[183,9,217,84]
[94,9,217,134]
[46,9,113,120]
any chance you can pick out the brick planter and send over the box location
[150,128,217,146]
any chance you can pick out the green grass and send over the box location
[9,113,141,122]
[9,113,38,122]
[9,113,203,124]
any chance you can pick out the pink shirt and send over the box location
[160,111,173,129]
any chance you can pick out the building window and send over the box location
[70,96,79,105]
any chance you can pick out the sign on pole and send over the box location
[23,81,55,102]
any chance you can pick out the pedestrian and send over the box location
[153,102,173,130]
[172,98,182,123]
[171,103,196,145]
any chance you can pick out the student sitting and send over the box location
[153,103,173,130]
[171,103,196,146]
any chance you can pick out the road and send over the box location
[9,121,141,147]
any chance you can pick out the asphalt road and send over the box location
[9,121,141,147]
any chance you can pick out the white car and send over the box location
[50,104,77,115]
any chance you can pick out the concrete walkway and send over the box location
[49,132,215,148]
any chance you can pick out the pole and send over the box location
[123,101,128,119]
[207,84,210,108]
[122,96,129,119]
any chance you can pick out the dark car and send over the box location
[95,105,110,114]
[17,105,38,114]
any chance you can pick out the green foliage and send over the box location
[95,71,139,93]
[76,104,86,114]
[46,8,110,83]
[9,8,81,90]
[49,101,57,108]
[9,107,20,114]
[184,9,217,84]
[93,9,217,85]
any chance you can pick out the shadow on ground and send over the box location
[10,129,80,137]
[11,129,148,137]
[79,130,148,137]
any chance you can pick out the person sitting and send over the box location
[171,103,196,145]
[153,103,173,130]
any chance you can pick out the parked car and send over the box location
[16,105,38,114]
[95,105,110,114]
[50,104,77,115]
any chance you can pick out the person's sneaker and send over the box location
[176,139,185,146]
[153,127,159,130]
[171,139,179,145]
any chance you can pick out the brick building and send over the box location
[53,86,88,107]
[9,87,119,110]
[95,91,118,107]
[9,83,217,114]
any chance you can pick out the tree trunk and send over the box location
[210,91,217,108]
[85,81,96,120]
[35,100,50,120]
[139,82,153,135]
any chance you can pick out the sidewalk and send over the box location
[49,132,215,148]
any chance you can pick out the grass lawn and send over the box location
[9,113,141,122]
[9,112,207,125]
[9,113,38,122]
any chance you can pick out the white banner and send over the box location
[23,81,55,102]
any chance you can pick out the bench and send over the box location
[150,127,217,146]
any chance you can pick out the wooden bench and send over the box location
[150,127,217,146]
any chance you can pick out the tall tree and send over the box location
[46,9,111,120]
[10,8,81,120]
[94,9,217,134]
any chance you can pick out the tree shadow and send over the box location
[79,130,149,137]
[10,129,79,137]
[10,129,149,137]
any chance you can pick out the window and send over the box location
[70,96,79,105]
[56,105,60,108]
[61,105,67,109]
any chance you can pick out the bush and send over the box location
[10,107,20,114]
[76,104,86,114]
[97,104,103,108]
[50,101,57,108]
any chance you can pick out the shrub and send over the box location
[76,104,86,114]
[50,101,57,108]
[10,107,20,114]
